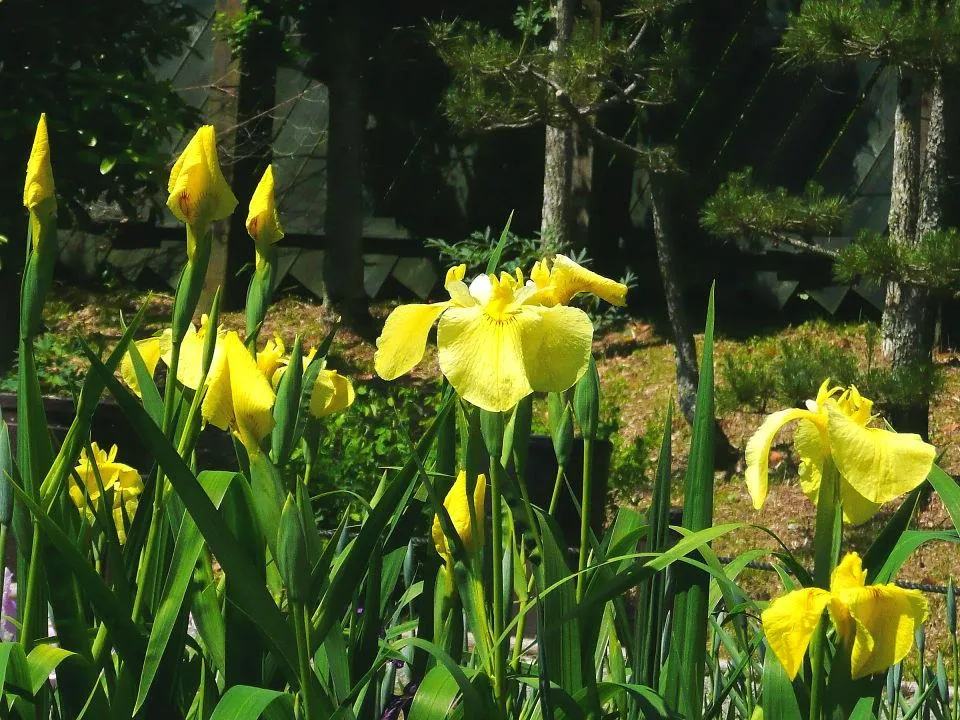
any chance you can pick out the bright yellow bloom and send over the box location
[257,335,287,381]
[119,337,163,399]
[246,164,284,269]
[167,125,238,255]
[432,471,486,567]
[202,331,276,454]
[744,380,935,524]
[309,369,355,418]
[375,263,598,412]
[24,114,55,212]
[762,552,928,680]
[529,254,627,307]
[69,443,143,544]
[23,114,56,247]
[158,314,222,391]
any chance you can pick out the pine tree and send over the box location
[702,0,960,438]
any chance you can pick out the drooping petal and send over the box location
[826,404,935,506]
[257,336,286,382]
[309,370,355,418]
[120,337,162,399]
[745,408,821,510]
[546,255,628,307]
[246,164,284,246]
[374,302,450,381]
[516,305,593,393]
[437,305,533,412]
[432,471,487,564]
[23,114,55,212]
[202,332,276,453]
[761,587,832,679]
[833,583,929,679]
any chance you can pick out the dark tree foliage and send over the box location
[0,0,200,227]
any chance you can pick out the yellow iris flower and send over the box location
[762,552,928,680]
[745,380,935,524]
[246,164,284,269]
[432,471,486,568]
[201,331,276,454]
[263,340,355,418]
[69,443,143,545]
[375,259,625,413]
[121,316,221,397]
[167,125,238,256]
[23,113,56,247]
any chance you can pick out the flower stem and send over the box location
[489,456,506,713]
[809,457,841,720]
[576,438,594,602]
[132,339,181,622]
[293,602,314,720]
[808,615,828,720]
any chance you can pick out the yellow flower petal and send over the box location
[374,302,449,381]
[257,335,286,382]
[167,125,238,241]
[70,443,143,543]
[745,408,821,510]
[120,337,162,399]
[24,113,55,212]
[202,331,276,453]
[437,305,534,412]
[761,587,832,679]
[246,164,284,247]
[833,583,928,679]
[160,323,209,390]
[432,471,487,564]
[309,369,355,418]
[516,305,593,392]
[830,552,867,592]
[826,404,935,507]
[539,255,628,307]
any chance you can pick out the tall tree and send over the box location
[702,1,960,438]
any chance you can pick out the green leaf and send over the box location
[0,642,30,694]
[208,685,294,720]
[870,530,959,584]
[271,336,302,466]
[928,463,960,534]
[99,156,117,175]
[485,211,514,274]
[760,649,802,720]
[125,335,164,426]
[277,495,309,603]
[672,285,716,719]
[407,665,461,720]
[135,471,237,713]
[26,645,77,696]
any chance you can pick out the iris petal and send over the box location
[309,370,355,418]
[826,405,935,506]
[549,255,628,306]
[761,587,832,679]
[834,584,928,679]
[374,302,449,381]
[432,471,487,565]
[745,408,820,510]
[437,305,533,413]
[515,304,593,392]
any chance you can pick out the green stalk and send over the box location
[293,602,315,720]
[489,457,507,713]
[19,528,42,648]
[576,438,594,602]
[132,338,181,621]
[809,458,841,720]
[548,466,565,515]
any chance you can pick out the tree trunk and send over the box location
[880,67,934,437]
[540,0,575,248]
[324,0,372,332]
[649,173,738,468]
[222,0,282,310]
